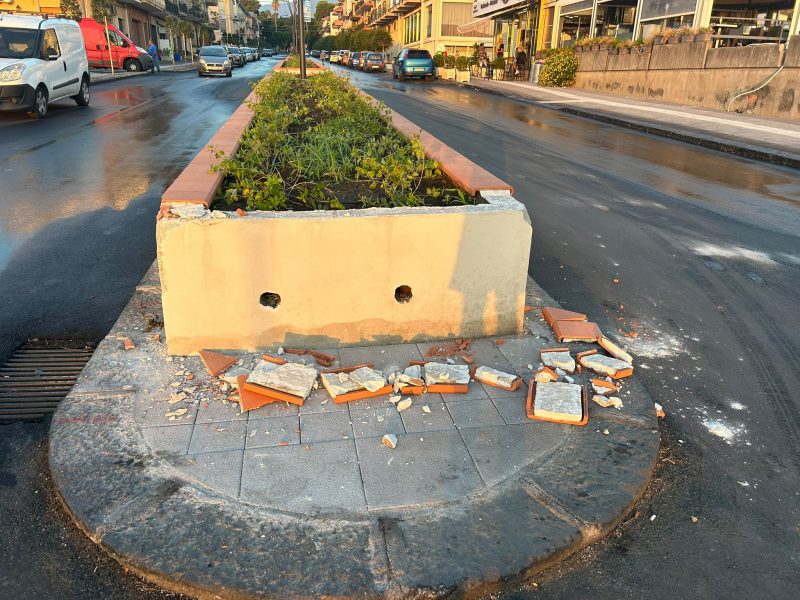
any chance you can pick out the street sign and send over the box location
[303,0,311,22]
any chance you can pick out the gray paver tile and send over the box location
[338,343,422,373]
[142,402,197,427]
[445,397,504,429]
[245,415,300,448]
[245,399,300,418]
[299,411,352,444]
[142,424,193,455]
[439,382,491,402]
[240,440,365,512]
[399,398,455,433]
[177,449,243,498]
[491,394,531,425]
[195,397,247,423]
[459,423,567,486]
[349,405,405,439]
[459,338,516,372]
[298,386,349,414]
[356,430,482,509]
[479,379,529,399]
[188,420,247,453]
[497,335,544,375]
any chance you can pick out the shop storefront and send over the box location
[473,0,541,75]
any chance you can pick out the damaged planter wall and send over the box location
[157,73,532,355]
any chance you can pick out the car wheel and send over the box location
[392,70,397,79]
[72,76,90,106]
[398,70,405,81]
[198,71,204,76]
[125,59,141,72]
[226,70,232,77]
[28,85,48,119]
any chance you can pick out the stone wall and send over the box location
[573,37,799,119]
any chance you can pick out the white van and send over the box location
[0,14,90,118]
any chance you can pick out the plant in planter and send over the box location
[661,28,679,44]
[537,48,578,87]
[491,57,506,79]
[433,52,445,77]
[608,38,621,54]
[214,72,474,211]
[694,27,713,43]
[677,26,694,43]
[455,55,471,82]
[441,54,456,80]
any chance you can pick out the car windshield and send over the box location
[367,53,382,60]
[200,46,227,57]
[0,27,38,59]
[408,50,431,59]
[230,48,240,54]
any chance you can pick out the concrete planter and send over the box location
[440,67,456,80]
[455,70,471,83]
[157,79,531,355]
[273,58,325,76]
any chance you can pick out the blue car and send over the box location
[392,49,435,81]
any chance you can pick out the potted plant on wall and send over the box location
[455,55,470,83]
[441,54,456,80]
[662,28,679,44]
[433,52,445,77]
[491,57,506,80]
[677,26,694,43]
[694,27,713,44]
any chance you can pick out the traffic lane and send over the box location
[345,71,800,597]
[0,60,273,362]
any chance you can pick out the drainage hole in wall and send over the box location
[260,292,281,309]
[395,285,412,303]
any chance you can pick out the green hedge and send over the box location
[538,48,578,87]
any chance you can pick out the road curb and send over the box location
[48,264,659,599]
[456,81,800,171]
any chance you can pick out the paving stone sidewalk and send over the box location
[460,77,800,169]
[49,262,659,599]
[91,62,198,85]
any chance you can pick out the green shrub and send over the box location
[455,55,470,71]
[492,57,506,70]
[444,55,456,69]
[433,53,445,67]
[537,48,578,87]
[214,72,474,211]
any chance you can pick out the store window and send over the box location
[404,11,421,43]
[427,5,432,38]
[441,2,472,37]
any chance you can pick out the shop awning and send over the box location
[456,17,494,37]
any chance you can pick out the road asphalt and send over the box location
[1,60,798,599]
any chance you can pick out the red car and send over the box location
[79,18,152,72]
[361,52,385,72]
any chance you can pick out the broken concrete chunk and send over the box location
[382,434,398,449]
[247,362,318,400]
[422,405,431,414]
[221,368,250,388]
[389,395,402,404]
[580,353,633,379]
[423,362,470,386]
[541,350,575,374]
[168,392,187,405]
[655,403,666,418]
[592,395,623,409]
[170,204,207,219]
[320,372,363,397]
[396,398,413,412]
[404,365,422,379]
[534,366,558,383]
[165,408,188,418]
[591,379,618,396]
[534,382,583,423]
[348,366,387,392]
[474,366,519,389]
[598,336,633,365]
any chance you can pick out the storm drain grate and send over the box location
[0,341,96,422]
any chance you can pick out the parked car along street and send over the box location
[198,45,232,77]
[361,52,385,72]
[348,51,362,69]
[393,48,435,81]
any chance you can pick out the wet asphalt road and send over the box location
[335,67,800,598]
[0,59,798,599]
[0,59,273,599]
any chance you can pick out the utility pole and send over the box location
[297,0,306,78]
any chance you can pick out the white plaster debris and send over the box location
[382,434,398,449]
[348,366,387,392]
[277,347,285,355]
[592,395,623,409]
[377,415,384,422]
[446,357,456,365]
[209,210,229,219]
[580,353,632,377]
[389,395,402,404]
[221,368,250,388]
[702,418,747,446]
[599,336,634,364]
[691,241,777,266]
[247,362,317,399]
[404,365,422,379]
[729,401,746,411]
[534,382,583,423]
[168,392,187,405]
[475,366,518,389]
[170,204,207,219]
[423,362,470,386]
[396,398,413,412]
[541,351,575,373]
[422,405,431,414]
[165,408,188,418]
[320,372,363,397]
[619,330,687,359]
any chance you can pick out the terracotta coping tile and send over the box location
[526,381,589,426]
[241,381,306,406]
[331,384,393,404]
[474,374,522,392]
[237,375,277,412]
[261,354,288,365]
[321,363,375,374]
[551,320,603,343]
[426,383,469,394]
[542,307,587,328]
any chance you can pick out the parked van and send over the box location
[0,14,90,118]
[79,18,152,72]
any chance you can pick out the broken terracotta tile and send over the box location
[330,385,393,404]
[199,350,238,377]
[235,208,246,217]
[542,306,587,328]
[534,366,559,383]
[540,348,575,374]
[261,353,288,366]
[427,383,469,394]
[474,366,521,391]
[591,378,618,396]
[598,336,633,364]
[123,337,135,351]
[494,338,505,347]
[382,434,398,449]
[578,350,633,379]
[321,363,374,374]
[237,374,278,411]
[551,320,603,343]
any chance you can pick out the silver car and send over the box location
[198,46,232,77]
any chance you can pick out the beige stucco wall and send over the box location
[157,193,532,355]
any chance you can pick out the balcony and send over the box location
[354,0,373,14]
[389,0,420,16]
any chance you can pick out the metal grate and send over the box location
[0,341,95,422]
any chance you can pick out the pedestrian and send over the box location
[514,46,527,76]
[147,39,160,73]
[477,42,488,77]
[496,39,504,59]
